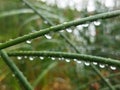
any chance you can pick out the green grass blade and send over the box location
[8,51,120,67]
[32,62,58,87]
[0,50,33,90]
[0,10,120,50]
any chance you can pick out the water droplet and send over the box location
[93,62,98,65]
[26,40,32,44]
[51,57,55,60]
[76,25,83,30]
[17,56,22,60]
[44,21,48,24]
[99,64,105,68]
[40,56,44,60]
[94,21,101,26]
[110,66,116,70]
[58,58,62,60]
[29,57,34,61]
[84,62,90,66]
[45,34,52,39]
[76,60,82,64]
[65,59,70,62]
[82,24,89,27]
[73,59,77,62]
[66,28,72,33]
[59,30,64,32]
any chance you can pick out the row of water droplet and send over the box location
[25,35,52,44]
[24,21,101,44]
[17,56,117,70]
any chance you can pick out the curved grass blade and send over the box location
[8,51,120,67]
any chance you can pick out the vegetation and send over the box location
[0,0,120,90]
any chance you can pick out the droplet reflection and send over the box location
[84,62,90,66]
[93,62,98,65]
[110,66,116,70]
[51,57,55,60]
[40,56,44,60]
[17,56,22,60]
[29,57,34,61]
[76,60,81,64]
[65,59,70,62]
[99,64,105,68]
[45,34,52,39]
[26,40,32,44]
